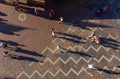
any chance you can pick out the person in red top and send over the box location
[12,1,21,11]
[92,35,100,44]
[49,8,55,19]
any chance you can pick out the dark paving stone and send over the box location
[56,53,71,61]
[30,73,41,79]
[105,0,116,5]
[44,73,54,79]
[86,1,98,12]
[54,72,65,79]
[94,0,104,4]
[97,1,106,9]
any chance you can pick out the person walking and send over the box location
[3,50,9,57]
[49,8,55,19]
[0,42,7,48]
[57,45,65,53]
[34,8,38,15]
[88,64,98,71]
[50,28,55,37]
[91,35,100,44]
[12,1,21,11]
[58,17,64,24]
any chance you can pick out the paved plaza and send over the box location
[0,0,120,79]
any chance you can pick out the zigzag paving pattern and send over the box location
[17,24,120,79]
[1,0,120,79]
[17,0,120,78]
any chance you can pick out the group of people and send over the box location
[49,8,64,23]
[51,28,100,45]
[11,1,64,23]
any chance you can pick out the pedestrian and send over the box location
[15,4,21,11]
[49,8,55,19]
[88,64,97,70]
[34,8,38,15]
[0,42,7,48]
[3,50,9,57]
[57,45,65,53]
[58,17,64,24]
[86,31,95,40]
[12,1,21,11]
[50,28,55,37]
[88,64,94,69]
[91,35,100,44]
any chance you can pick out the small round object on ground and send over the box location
[18,13,27,21]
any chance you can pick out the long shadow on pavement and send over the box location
[66,50,93,57]
[95,67,120,75]
[0,77,16,79]
[0,11,7,16]
[100,37,120,50]
[70,20,112,30]
[0,18,28,36]
[15,47,45,57]
[11,55,44,62]
[55,36,85,44]
[59,47,92,57]
[55,32,86,44]
[56,32,84,40]
[0,39,25,47]
[20,5,48,18]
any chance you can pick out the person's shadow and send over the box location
[0,39,25,47]
[11,55,44,63]
[15,47,45,57]
[95,67,120,75]
[100,37,120,50]
[58,46,92,57]
[0,11,7,16]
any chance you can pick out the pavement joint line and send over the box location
[52,38,58,43]
[19,55,120,78]
[29,62,34,67]
[17,68,93,78]
[52,38,65,43]
[99,27,104,31]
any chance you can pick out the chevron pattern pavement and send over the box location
[17,8,120,79]
[17,23,120,79]
[1,0,120,79]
